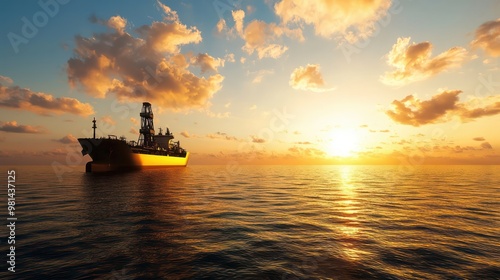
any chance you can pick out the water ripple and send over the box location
[1,165,499,279]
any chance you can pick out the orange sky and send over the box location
[1,0,500,167]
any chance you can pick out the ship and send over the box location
[78,102,189,172]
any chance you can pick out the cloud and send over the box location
[379,129,390,133]
[289,64,334,92]
[251,136,266,143]
[381,37,468,85]
[100,115,116,126]
[216,19,227,34]
[233,10,245,36]
[386,90,500,126]
[67,4,224,111]
[130,117,139,125]
[54,134,78,144]
[90,14,128,34]
[107,15,127,34]
[481,142,493,149]
[242,20,289,59]
[471,18,500,57]
[129,127,138,135]
[156,0,179,21]
[459,97,500,119]
[473,137,485,141]
[180,131,190,138]
[224,53,235,63]
[0,82,94,116]
[394,139,412,145]
[205,109,230,118]
[251,69,275,84]
[220,9,303,59]
[246,5,255,14]
[386,90,461,126]
[274,0,391,41]
[192,53,225,74]
[206,132,239,141]
[0,121,44,134]
[0,75,13,85]
[288,146,325,157]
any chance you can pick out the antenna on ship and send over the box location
[138,102,155,147]
[92,117,97,139]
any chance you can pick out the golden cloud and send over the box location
[381,37,468,85]
[100,115,116,126]
[242,20,288,59]
[219,9,303,59]
[471,18,500,57]
[0,82,94,116]
[54,134,78,144]
[251,136,265,143]
[289,64,334,92]
[251,69,275,84]
[481,142,493,149]
[387,90,500,126]
[67,3,223,111]
[386,90,461,126]
[288,146,325,157]
[107,15,127,34]
[275,0,391,41]
[130,117,139,125]
[129,127,138,135]
[192,53,225,74]
[233,10,245,36]
[0,121,45,134]
[205,132,239,141]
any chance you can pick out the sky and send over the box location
[1,0,500,166]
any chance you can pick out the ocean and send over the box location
[1,165,499,279]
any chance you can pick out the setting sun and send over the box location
[0,0,498,167]
[325,129,361,157]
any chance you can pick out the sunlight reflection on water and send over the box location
[3,165,499,279]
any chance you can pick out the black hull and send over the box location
[78,138,189,172]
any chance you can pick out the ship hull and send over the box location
[78,138,189,172]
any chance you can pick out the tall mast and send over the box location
[92,117,97,139]
[138,102,155,147]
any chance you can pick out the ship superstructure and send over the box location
[78,102,189,172]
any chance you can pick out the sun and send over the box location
[325,129,361,157]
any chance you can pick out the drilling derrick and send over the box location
[138,102,155,147]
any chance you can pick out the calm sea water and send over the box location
[1,165,499,279]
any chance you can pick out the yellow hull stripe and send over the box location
[131,152,190,167]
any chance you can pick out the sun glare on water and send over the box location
[325,129,361,157]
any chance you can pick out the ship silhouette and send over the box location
[78,102,189,172]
